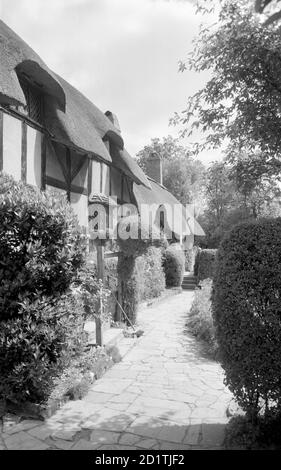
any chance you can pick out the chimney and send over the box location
[146,152,163,185]
[105,110,121,133]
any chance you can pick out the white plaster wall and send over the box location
[70,192,88,228]
[26,126,42,187]
[91,160,101,193]
[3,114,22,180]
[101,163,110,195]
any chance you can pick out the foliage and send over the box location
[187,279,218,358]
[163,244,185,287]
[136,135,206,211]
[136,246,166,302]
[194,248,217,281]
[84,255,118,321]
[117,254,139,325]
[0,295,82,405]
[197,160,281,248]
[0,173,85,320]
[73,265,111,323]
[225,413,281,450]
[48,345,120,403]
[117,215,167,324]
[174,0,281,179]
[212,218,281,418]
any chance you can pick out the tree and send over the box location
[136,135,206,212]
[174,0,281,179]
[197,158,281,247]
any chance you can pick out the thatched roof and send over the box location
[44,75,124,163]
[110,145,151,189]
[133,178,205,237]
[0,20,167,191]
[0,20,65,108]
[0,20,147,173]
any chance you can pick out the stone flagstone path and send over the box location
[0,291,233,450]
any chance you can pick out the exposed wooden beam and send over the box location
[45,176,67,191]
[70,183,88,196]
[45,176,88,196]
[70,154,87,182]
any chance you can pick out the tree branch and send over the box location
[263,9,281,26]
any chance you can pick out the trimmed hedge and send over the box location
[163,244,185,287]
[194,248,217,281]
[212,218,281,418]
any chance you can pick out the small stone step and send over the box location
[182,285,196,290]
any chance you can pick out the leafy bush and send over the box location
[194,248,217,281]
[0,174,89,406]
[84,255,118,320]
[137,246,165,302]
[0,296,82,405]
[48,345,120,403]
[187,279,218,357]
[225,413,281,450]
[0,173,85,320]
[74,265,111,322]
[213,218,281,418]
[163,244,185,287]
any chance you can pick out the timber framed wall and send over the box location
[0,106,138,230]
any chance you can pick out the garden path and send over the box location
[0,291,233,450]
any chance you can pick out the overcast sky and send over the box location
[0,0,220,164]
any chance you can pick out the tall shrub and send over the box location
[0,173,85,320]
[117,254,139,325]
[117,215,166,324]
[194,248,217,281]
[163,244,185,287]
[213,218,281,418]
[0,173,86,405]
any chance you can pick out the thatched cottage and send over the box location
[0,20,203,243]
